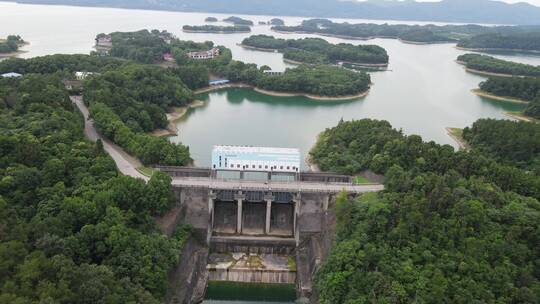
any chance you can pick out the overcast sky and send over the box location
[413,0,540,6]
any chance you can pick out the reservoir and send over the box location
[0,2,536,168]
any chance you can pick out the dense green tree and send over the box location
[182,25,251,33]
[89,102,191,166]
[310,119,540,199]
[0,74,191,303]
[458,32,540,52]
[0,35,24,54]
[458,53,540,77]
[223,16,253,26]
[311,118,540,304]
[83,64,193,132]
[479,76,540,101]
[242,35,389,64]
[463,119,540,173]
[256,65,371,97]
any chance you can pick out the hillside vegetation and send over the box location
[0,74,191,303]
[310,119,540,303]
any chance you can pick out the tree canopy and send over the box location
[0,74,191,303]
[311,119,540,303]
[463,119,540,173]
[242,35,389,65]
[83,64,193,133]
[458,32,540,52]
[257,65,371,97]
[458,53,540,77]
[182,25,251,33]
[0,35,24,54]
[223,16,253,26]
[479,76,540,101]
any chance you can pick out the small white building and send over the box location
[187,48,220,60]
[212,145,301,173]
[263,70,283,76]
[96,36,112,48]
[0,72,22,78]
[75,71,95,80]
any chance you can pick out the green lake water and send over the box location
[204,281,296,303]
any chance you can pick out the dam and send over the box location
[159,146,384,303]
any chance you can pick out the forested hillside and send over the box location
[0,55,193,166]
[310,119,540,303]
[0,74,190,303]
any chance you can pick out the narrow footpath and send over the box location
[71,96,148,181]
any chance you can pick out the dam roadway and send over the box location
[172,177,383,194]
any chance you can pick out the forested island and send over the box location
[0,71,192,303]
[457,53,540,77]
[0,35,25,55]
[182,25,251,33]
[223,16,253,26]
[269,18,284,26]
[272,19,473,44]
[458,32,540,53]
[310,118,540,303]
[273,19,540,47]
[256,65,371,98]
[475,76,540,121]
[93,29,372,99]
[205,16,218,22]
[241,35,388,66]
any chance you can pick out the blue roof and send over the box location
[1,72,22,78]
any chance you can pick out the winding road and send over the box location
[71,96,148,181]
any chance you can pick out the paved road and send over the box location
[71,96,148,181]
[72,96,383,193]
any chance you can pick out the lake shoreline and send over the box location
[456,46,540,55]
[445,127,469,151]
[194,83,370,101]
[182,29,251,34]
[472,89,529,104]
[504,112,537,123]
[272,29,456,45]
[455,60,528,78]
[237,43,279,52]
[149,100,206,137]
[253,87,370,101]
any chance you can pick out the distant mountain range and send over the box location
[12,0,540,25]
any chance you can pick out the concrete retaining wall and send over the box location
[211,237,296,255]
[208,268,296,284]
